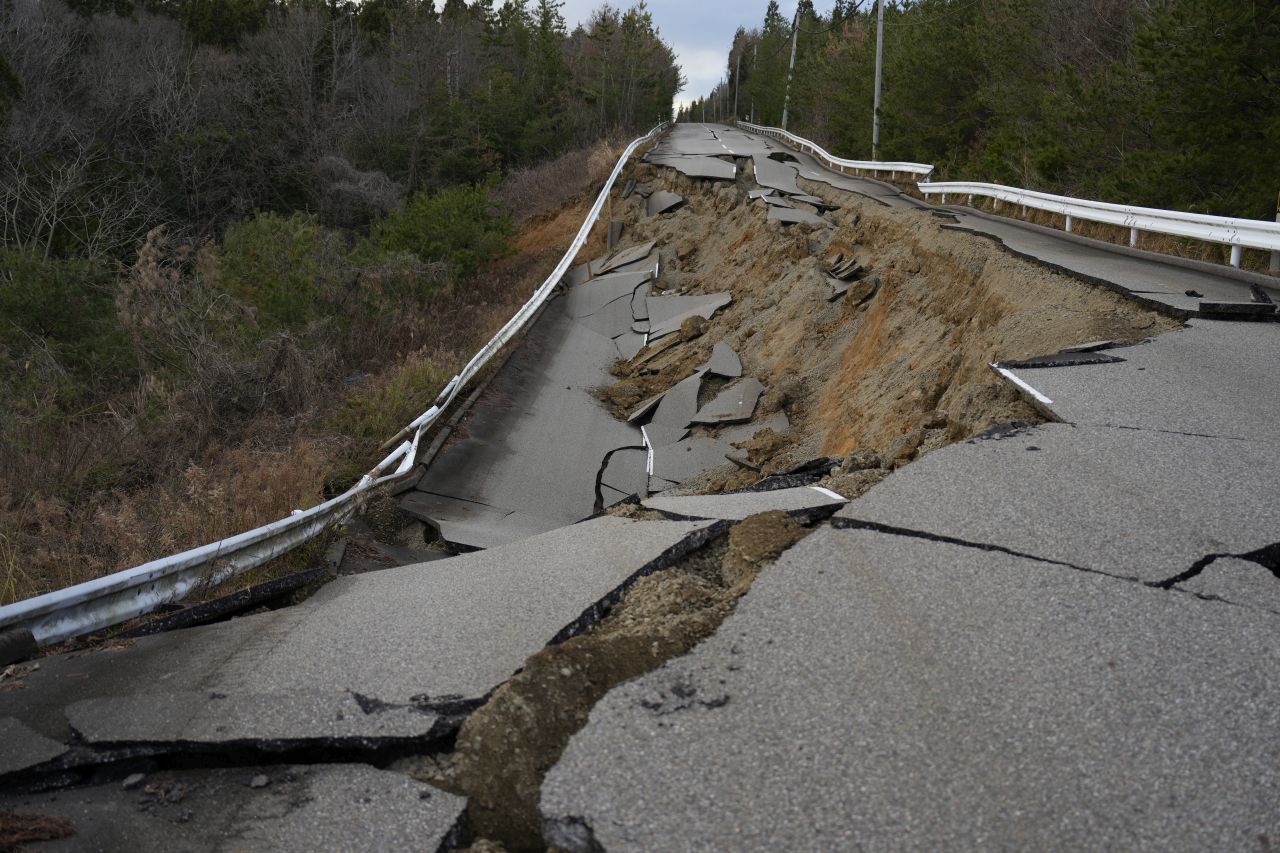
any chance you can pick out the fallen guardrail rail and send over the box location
[0,121,670,648]
[738,120,934,181]
[917,180,1280,268]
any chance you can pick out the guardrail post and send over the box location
[1230,245,1243,268]
[940,193,947,204]
[1272,197,1279,275]
[1065,215,1073,233]
[967,194,973,206]
[1129,227,1138,248]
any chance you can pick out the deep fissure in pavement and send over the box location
[1154,540,1280,589]
[832,517,1280,611]
[417,510,817,851]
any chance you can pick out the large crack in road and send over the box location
[3,123,1278,850]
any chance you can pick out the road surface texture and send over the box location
[2,123,1277,850]
[538,124,1280,852]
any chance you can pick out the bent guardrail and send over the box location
[738,121,934,180]
[917,180,1280,268]
[0,121,670,647]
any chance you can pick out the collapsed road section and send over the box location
[2,122,1278,851]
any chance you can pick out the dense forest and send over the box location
[0,0,680,601]
[683,0,1280,222]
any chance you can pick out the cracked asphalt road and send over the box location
[539,125,1280,851]
[3,123,1278,850]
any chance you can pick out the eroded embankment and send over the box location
[600,158,1179,495]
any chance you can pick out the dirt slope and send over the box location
[603,158,1178,490]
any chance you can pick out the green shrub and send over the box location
[370,183,514,279]
[0,248,135,387]
[217,211,331,333]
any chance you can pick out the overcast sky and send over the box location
[556,1,835,112]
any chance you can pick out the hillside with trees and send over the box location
[0,0,681,602]
[683,0,1279,223]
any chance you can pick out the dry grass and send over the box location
[493,140,622,223]
[0,811,76,850]
[0,161,616,607]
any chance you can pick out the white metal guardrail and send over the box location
[738,120,934,180]
[742,120,1279,270]
[917,181,1280,268]
[0,121,670,647]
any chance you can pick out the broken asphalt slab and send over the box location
[702,342,742,378]
[641,486,847,521]
[836,421,1280,587]
[400,293,641,549]
[767,206,830,227]
[645,293,733,341]
[750,154,803,195]
[590,241,657,276]
[0,516,712,757]
[0,717,68,775]
[1000,320,1280,443]
[645,191,684,217]
[689,378,765,425]
[542,525,1280,852]
[0,764,465,853]
[645,154,736,180]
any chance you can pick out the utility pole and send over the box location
[781,9,800,130]
[751,42,758,123]
[734,47,741,121]
[872,0,885,159]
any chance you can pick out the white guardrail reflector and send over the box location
[0,121,670,646]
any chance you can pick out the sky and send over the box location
[556,1,836,113]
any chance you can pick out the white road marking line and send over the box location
[808,486,848,501]
[993,365,1053,405]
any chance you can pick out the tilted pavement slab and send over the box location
[400,293,640,549]
[0,516,711,757]
[645,154,737,180]
[835,422,1280,588]
[542,526,1280,852]
[0,717,67,775]
[766,205,830,227]
[1002,319,1280,443]
[0,764,464,853]
[702,341,742,377]
[641,486,847,520]
[689,378,765,425]
[751,154,803,195]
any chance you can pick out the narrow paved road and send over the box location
[2,123,1277,850]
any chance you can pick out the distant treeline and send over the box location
[0,0,681,601]
[0,0,681,258]
[683,0,1279,220]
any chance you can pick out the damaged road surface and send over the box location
[542,526,1280,852]
[0,516,716,848]
[5,122,1280,851]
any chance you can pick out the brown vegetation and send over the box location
[0,146,619,605]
